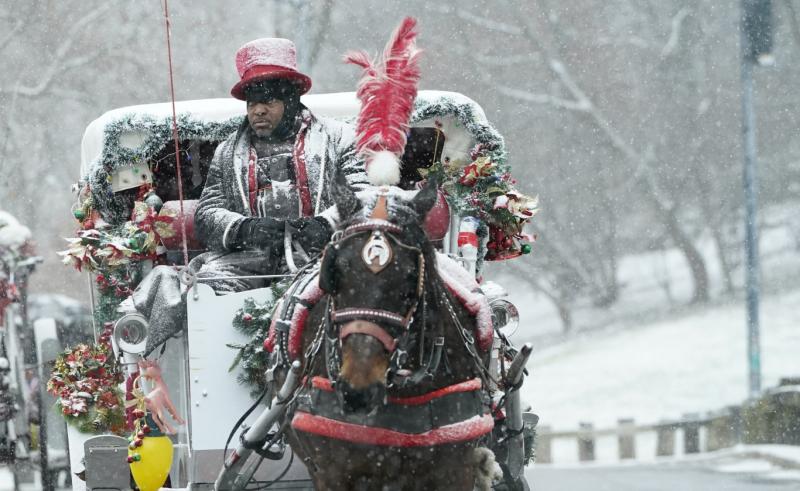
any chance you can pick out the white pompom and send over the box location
[367,150,401,186]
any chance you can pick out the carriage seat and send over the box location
[159,200,206,264]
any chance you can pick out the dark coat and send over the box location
[195,110,367,250]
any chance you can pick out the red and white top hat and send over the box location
[230,38,312,100]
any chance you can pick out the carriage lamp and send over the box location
[489,298,520,336]
[114,313,150,355]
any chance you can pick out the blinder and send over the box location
[319,243,338,294]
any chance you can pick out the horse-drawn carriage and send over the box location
[1,212,88,490]
[56,89,537,490]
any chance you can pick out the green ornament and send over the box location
[73,209,86,220]
[521,244,532,254]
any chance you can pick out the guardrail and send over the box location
[535,377,800,464]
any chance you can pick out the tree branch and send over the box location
[494,83,591,111]
[0,18,23,52]
[0,4,112,98]
[307,0,334,70]
[660,7,691,58]
[785,0,800,47]
[515,8,678,211]
[454,8,523,35]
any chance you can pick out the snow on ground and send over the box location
[520,287,800,432]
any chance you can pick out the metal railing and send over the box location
[535,377,800,464]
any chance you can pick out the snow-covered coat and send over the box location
[195,109,367,251]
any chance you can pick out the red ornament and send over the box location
[242,313,253,323]
[142,425,151,434]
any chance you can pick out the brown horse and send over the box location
[279,177,497,490]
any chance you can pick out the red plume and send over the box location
[344,17,421,185]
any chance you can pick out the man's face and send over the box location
[247,98,285,138]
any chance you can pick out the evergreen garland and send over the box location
[227,283,288,397]
[411,94,508,166]
[84,113,245,224]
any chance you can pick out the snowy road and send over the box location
[527,461,800,491]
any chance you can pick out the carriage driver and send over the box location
[128,38,367,355]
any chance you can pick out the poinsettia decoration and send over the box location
[60,199,176,273]
[47,326,126,434]
[421,143,538,260]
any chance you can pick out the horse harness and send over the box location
[317,218,450,388]
[265,215,496,447]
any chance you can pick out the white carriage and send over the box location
[57,91,534,490]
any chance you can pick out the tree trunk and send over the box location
[663,207,710,304]
[558,302,573,334]
[711,227,735,295]
[531,280,575,334]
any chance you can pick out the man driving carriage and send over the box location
[56,18,538,490]
[131,38,367,354]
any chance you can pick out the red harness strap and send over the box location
[292,412,494,447]
[294,377,493,447]
[310,376,482,406]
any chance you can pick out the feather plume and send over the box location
[344,16,421,185]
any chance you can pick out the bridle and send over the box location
[319,217,439,387]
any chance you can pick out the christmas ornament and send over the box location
[144,192,164,213]
[138,359,184,434]
[423,141,538,262]
[46,342,125,434]
[127,375,174,491]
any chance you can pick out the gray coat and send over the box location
[195,110,367,251]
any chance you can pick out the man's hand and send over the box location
[288,216,333,255]
[239,217,285,250]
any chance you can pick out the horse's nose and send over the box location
[336,380,386,414]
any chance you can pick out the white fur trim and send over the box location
[318,205,340,230]
[232,137,251,213]
[314,148,327,215]
[222,218,240,251]
[367,150,401,186]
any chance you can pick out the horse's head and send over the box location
[319,173,439,412]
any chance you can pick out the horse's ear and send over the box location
[332,170,361,220]
[411,177,439,219]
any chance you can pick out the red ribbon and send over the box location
[457,232,478,247]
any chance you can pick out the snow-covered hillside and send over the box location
[520,288,800,431]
